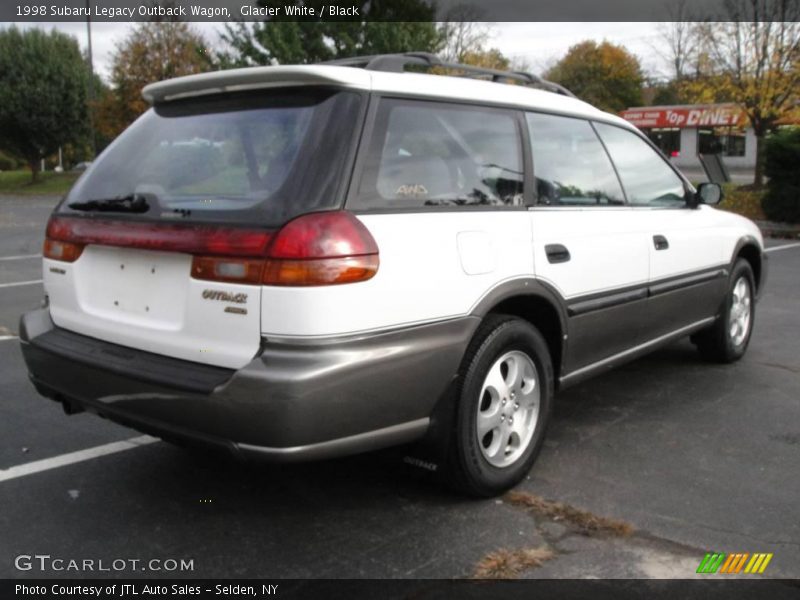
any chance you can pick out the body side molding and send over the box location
[559,317,716,389]
[565,264,729,316]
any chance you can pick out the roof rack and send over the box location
[323,52,576,99]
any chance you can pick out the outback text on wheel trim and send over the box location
[19,52,768,496]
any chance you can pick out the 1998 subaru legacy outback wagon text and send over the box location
[20,53,767,496]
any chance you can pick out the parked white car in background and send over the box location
[20,53,766,496]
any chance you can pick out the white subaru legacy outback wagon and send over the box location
[20,53,766,496]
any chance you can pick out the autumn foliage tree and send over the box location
[679,1,800,186]
[459,48,511,71]
[96,22,212,139]
[545,40,645,112]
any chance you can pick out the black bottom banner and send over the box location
[5,579,800,600]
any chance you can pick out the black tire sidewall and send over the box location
[453,317,554,496]
[722,260,756,359]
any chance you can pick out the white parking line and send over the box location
[765,242,800,253]
[0,279,42,289]
[0,335,18,341]
[0,254,40,261]
[0,435,159,483]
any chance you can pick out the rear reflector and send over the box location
[45,211,379,286]
[43,238,84,263]
[191,256,265,285]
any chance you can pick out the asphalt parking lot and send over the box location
[1,195,798,580]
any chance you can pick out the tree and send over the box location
[762,127,800,223]
[434,10,515,72]
[105,22,212,137]
[684,2,800,186]
[545,41,645,112]
[87,75,119,155]
[438,7,491,63]
[655,0,702,82]
[0,27,89,181]
[459,48,511,71]
[219,0,444,66]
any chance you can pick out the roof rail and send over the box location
[323,52,576,98]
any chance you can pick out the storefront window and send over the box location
[644,128,681,157]
[698,127,746,157]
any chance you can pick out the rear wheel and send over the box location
[695,259,756,363]
[445,315,554,497]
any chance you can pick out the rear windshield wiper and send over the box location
[69,194,150,213]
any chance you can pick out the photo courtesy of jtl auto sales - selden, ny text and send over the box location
[1,0,799,599]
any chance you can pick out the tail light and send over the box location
[44,212,379,286]
[260,211,379,286]
[194,211,379,286]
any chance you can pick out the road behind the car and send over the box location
[0,195,797,579]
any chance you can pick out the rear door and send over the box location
[593,122,727,340]
[525,113,651,373]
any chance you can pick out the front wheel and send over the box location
[445,315,554,497]
[695,258,756,363]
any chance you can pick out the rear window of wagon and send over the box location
[61,88,364,227]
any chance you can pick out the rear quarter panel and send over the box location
[259,212,534,337]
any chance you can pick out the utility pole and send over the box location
[86,0,97,159]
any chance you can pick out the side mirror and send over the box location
[694,182,723,207]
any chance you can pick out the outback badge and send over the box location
[202,289,248,304]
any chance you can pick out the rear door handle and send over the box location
[653,235,669,251]
[545,244,571,264]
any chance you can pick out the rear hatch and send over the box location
[44,87,363,369]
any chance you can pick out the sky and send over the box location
[5,21,670,83]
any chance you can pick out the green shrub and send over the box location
[0,150,17,171]
[763,128,800,223]
[719,184,766,221]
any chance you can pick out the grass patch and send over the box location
[472,546,556,579]
[718,183,766,221]
[0,170,80,196]
[505,491,634,537]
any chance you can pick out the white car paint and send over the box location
[45,246,262,369]
[529,207,650,299]
[143,64,633,133]
[259,212,533,338]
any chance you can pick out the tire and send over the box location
[445,314,554,497]
[695,258,756,363]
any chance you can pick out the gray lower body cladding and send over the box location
[19,308,479,461]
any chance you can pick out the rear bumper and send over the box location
[20,308,478,462]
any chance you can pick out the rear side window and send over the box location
[62,89,363,226]
[594,123,687,207]
[526,112,624,206]
[352,99,524,210]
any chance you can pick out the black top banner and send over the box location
[2,0,790,23]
